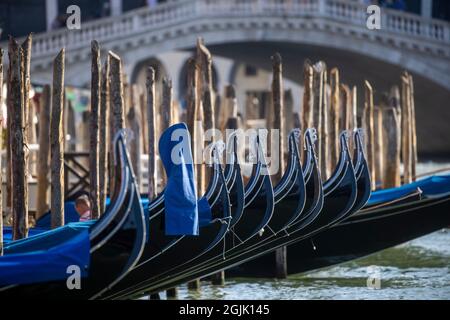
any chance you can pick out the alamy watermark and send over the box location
[66,264,81,290]
[367,5,381,30]
[66,5,81,30]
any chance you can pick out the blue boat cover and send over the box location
[3,226,50,244]
[35,202,81,229]
[0,228,90,286]
[368,174,450,206]
[159,123,203,236]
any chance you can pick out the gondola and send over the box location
[98,129,234,299]
[0,130,147,299]
[102,132,276,299]
[153,129,361,289]
[237,178,450,277]
[117,123,232,266]
[228,129,371,277]
[231,133,449,278]
[110,128,357,298]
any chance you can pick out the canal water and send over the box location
[174,230,450,300]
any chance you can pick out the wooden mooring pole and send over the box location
[382,87,401,188]
[302,60,314,132]
[339,84,352,133]
[401,74,413,184]
[0,48,4,254]
[99,57,110,214]
[272,53,287,279]
[147,67,157,200]
[127,85,142,187]
[320,67,330,180]
[364,80,376,190]
[109,52,125,191]
[22,35,32,186]
[36,85,51,219]
[90,40,101,218]
[8,37,29,239]
[374,106,384,186]
[407,74,418,181]
[329,68,340,171]
[51,49,65,229]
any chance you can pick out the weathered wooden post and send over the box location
[197,39,215,184]
[22,35,32,139]
[312,62,329,179]
[99,58,110,214]
[364,80,376,190]
[139,89,148,154]
[302,60,314,132]
[127,88,142,187]
[401,73,412,184]
[9,38,29,239]
[329,68,340,170]
[90,40,101,219]
[320,66,330,179]
[284,89,294,138]
[339,84,352,132]
[0,48,4,254]
[51,49,65,229]
[28,99,38,177]
[22,35,32,181]
[272,53,286,182]
[352,86,358,128]
[110,52,126,130]
[186,58,197,144]
[161,78,172,131]
[66,100,77,152]
[382,86,402,188]
[36,85,52,219]
[159,77,173,188]
[407,74,418,181]
[109,52,125,192]
[271,53,287,279]
[374,106,384,186]
[147,67,157,200]
[140,92,148,155]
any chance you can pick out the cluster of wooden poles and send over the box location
[300,61,418,191]
[0,35,418,297]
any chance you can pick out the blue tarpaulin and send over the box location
[368,174,450,206]
[159,123,201,236]
[35,202,80,229]
[0,228,91,286]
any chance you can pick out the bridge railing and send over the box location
[17,0,450,59]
